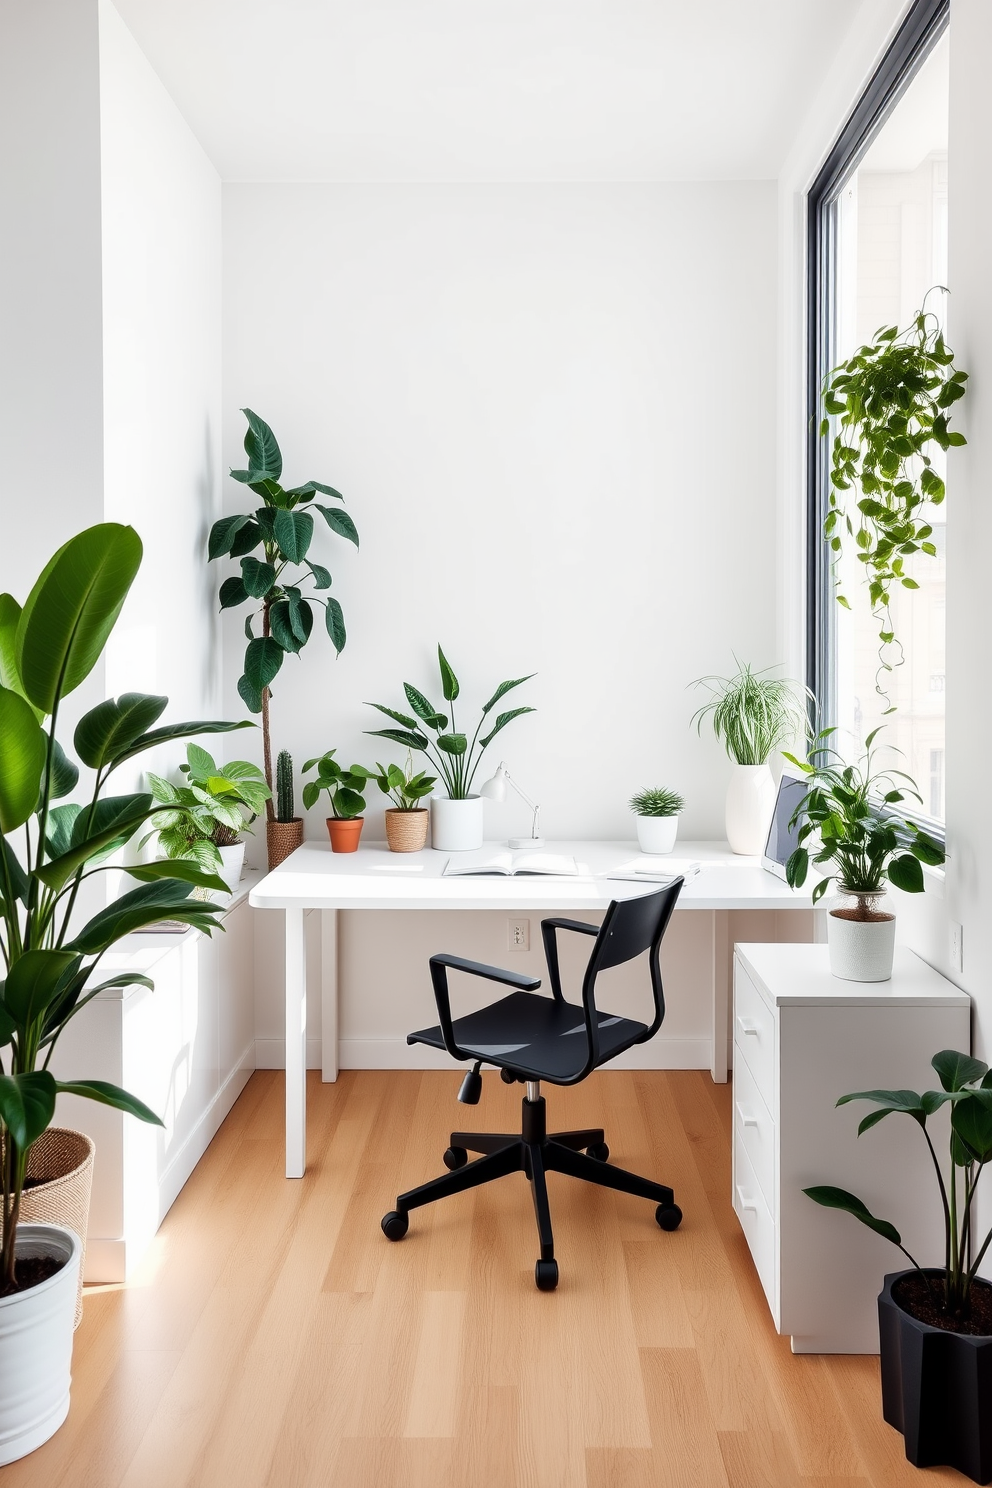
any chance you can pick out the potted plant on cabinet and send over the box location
[373,757,437,853]
[207,409,359,867]
[784,727,944,981]
[806,1049,992,1483]
[302,751,373,852]
[629,786,684,855]
[143,743,270,894]
[0,524,241,1464]
[690,659,810,854]
[366,646,535,851]
[268,750,304,868]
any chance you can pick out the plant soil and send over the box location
[0,1253,66,1299]
[831,906,894,924]
[894,1272,992,1336]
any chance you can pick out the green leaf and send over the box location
[286,481,344,502]
[207,514,250,560]
[66,880,224,954]
[785,847,808,888]
[836,1088,925,1125]
[479,706,536,750]
[0,1071,57,1149]
[74,693,169,769]
[315,505,359,548]
[0,685,47,831]
[365,727,430,752]
[48,739,79,800]
[238,676,264,715]
[109,719,253,772]
[45,802,81,859]
[16,524,142,712]
[481,675,535,713]
[932,1050,988,1093]
[333,787,365,819]
[951,1091,992,1164]
[0,594,39,717]
[437,646,459,702]
[230,520,263,559]
[886,853,925,894]
[436,733,467,755]
[244,637,283,692]
[325,598,346,654]
[3,950,79,1026]
[0,838,28,903]
[365,703,421,731]
[803,1186,902,1246]
[241,557,276,599]
[308,563,331,590]
[241,408,282,482]
[287,594,313,645]
[219,577,249,610]
[35,793,154,891]
[55,1079,164,1127]
[125,859,229,894]
[273,509,314,564]
[403,685,442,726]
[269,600,303,654]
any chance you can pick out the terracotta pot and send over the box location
[384,808,429,853]
[18,1128,94,1330]
[267,818,303,869]
[327,817,364,853]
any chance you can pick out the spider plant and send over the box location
[690,660,811,766]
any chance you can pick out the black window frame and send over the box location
[805,0,950,748]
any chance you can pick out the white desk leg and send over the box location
[711,910,730,1084]
[321,909,339,1083]
[285,906,306,1178]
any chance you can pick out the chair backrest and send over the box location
[589,883,681,973]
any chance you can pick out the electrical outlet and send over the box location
[950,921,963,975]
[508,918,530,952]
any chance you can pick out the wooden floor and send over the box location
[1,1069,965,1488]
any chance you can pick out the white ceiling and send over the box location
[113,0,865,182]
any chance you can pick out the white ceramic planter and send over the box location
[725,762,776,855]
[431,795,484,851]
[635,815,679,854]
[827,904,896,982]
[0,1224,81,1465]
[218,843,245,891]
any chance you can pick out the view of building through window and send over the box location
[829,31,949,822]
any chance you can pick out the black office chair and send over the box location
[380,881,684,1290]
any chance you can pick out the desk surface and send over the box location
[249,839,814,912]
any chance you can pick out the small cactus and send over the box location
[276,750,296,822]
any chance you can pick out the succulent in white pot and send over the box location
[784,728,945,981]
[629,786,684,855]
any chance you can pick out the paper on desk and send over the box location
[605,857,701,884]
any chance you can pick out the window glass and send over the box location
[824,32,949,820]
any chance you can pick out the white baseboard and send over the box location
[336,1037,713,1071]
[254,1037,323,1070]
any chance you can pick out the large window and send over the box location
[807,0,949,825]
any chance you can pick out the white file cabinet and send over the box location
[732,943,970,1353]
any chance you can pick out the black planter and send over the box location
[878,1270,992,1484]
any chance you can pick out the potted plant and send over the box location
[143,743,270,894]
[690,659,810,854]
[821,295,967,692]
[805,1050,992,1482]
[208,410,359,867]
[268,750,304,868]
[366,646,535,851]
[0,524,241,1463]
[784,728,944,981]
[373,757,437,853]
[302,751,373,852]
[629,786,684,855]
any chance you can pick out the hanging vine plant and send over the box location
[821,291,967,702]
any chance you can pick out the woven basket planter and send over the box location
[384,808,429,853]
[267,818,304,869]
[19,1129,95,1329]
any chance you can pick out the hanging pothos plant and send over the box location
[821,292,967,702]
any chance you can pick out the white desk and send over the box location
[250,840,814,1177]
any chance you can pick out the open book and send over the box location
[443,849,579,878]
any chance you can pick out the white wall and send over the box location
[223,182,779,844]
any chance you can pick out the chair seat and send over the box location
[408,991,647,1082]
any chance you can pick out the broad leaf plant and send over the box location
[0,524,249,1293]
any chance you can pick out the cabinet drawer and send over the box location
[733,1053,776,1217]
[734,1130,777,1319]
[734,959,776,1105]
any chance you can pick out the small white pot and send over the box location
[635,815,679,854]
[725,762,777,855]
[218,843,245,891]
[827,901,896,982]
[431,795,484,851]
[0,1224,81,1465]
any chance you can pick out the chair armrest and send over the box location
[541,918,599,937]
[429,953,542,992]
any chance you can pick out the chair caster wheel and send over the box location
[656,1203,682,1231]
[443,1146,468,1170]
[381,1210,409,1241]
[500,1069,518,1084]
[586,1142,610,1161]
[535,1258,559,1291]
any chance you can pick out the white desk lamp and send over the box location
[479,762,544,848]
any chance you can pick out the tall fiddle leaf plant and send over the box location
[208,409,359,817]
[0,524,249,1293]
